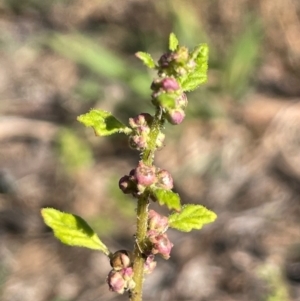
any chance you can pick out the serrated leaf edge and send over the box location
[135,51,155,68]
[77,109,131,136]
[169,33,179,51]
[168,204,217,232]
[152,188,181,211]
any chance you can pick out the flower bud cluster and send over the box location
[157,46,196,77]
[119,162,173,196]
[149,45,200,125]
[128,113,165,151]
[151,77,187,125]
[107,250,135,294]
[146,210,173,260]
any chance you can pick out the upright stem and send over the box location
[130,194,149,301]
[130,110,164,301]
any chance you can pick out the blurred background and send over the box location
[1,0,300,300]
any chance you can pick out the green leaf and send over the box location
[168,204,217,232]
[169,33,179,51]
[181,44,209,92]
[156,93,177,110]
[151,188,181,211]
[41,208,110,255]
[135,52,155,69]
[77,109,131,136]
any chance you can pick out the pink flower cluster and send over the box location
[128,113,165,151]
[119,161,173,195]
[147,44,200,126]
[157,46,196,76]
[106,214,173,295]
[150,77,187,125]
[107,250,135,294]
[146,210,173,260]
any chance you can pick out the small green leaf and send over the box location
[41,208,110,255]
[157,93,177,110]
[168,204,217,232]
[77,109,131,136]
[135,52,155,69]
[181,73,207,92]
[169,33,179,51]
[151,188,181,211]
[181,44,209,92]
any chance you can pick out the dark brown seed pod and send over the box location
[110,250,133,271]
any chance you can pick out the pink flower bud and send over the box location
[144,254,157,274]
[134,162,156,187]
[110,250,133,271]
[129,134,148,151]
[151,77,180,93]
[160,77,180,92]
[156,169,173,190]
[121,267,134,280]
[150,233,173,260]
[166,108,185,125]
[107,267,136,294]
[121,268,136,291]
[129,113,153,129]
[148,210,169,234]
[128,113,153,151]
[107,270,126,294]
